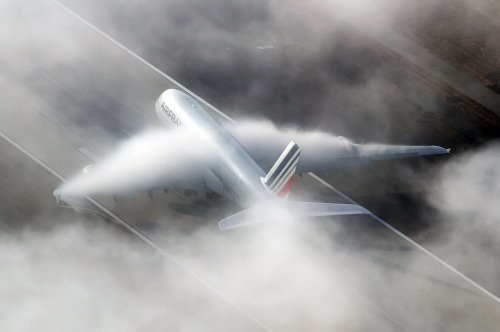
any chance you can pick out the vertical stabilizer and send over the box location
[261,141,301,199]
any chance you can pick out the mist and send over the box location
[11,118,500,330]
[56,129,213,197]
[55,118,432,202]
[55,120,350,199]
[427,142,500,294]
[5,142,500,330]
[2,0,500,330]
[0,209,387,331]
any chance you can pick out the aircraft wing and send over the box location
[226,121,449,174]
[54,129,218,200]
[295,143,449,173]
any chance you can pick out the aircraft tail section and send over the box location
[261,141,301,199]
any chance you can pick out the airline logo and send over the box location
[262,142,301,198]
[161,101,182,127]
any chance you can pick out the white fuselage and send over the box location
[155,89,274,206]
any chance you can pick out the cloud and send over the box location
[427,142,500,294]
[0,208,389,331]
[55,129,212,197]
[0,221,235,331]
[32,118,497,330]
[2,0,499,330]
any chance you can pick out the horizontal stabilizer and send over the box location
[219,201,368,231]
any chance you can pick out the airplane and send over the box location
[54,89,450,230]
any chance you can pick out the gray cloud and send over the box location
[58,0,499,147]
[427,142,500,294]
[2,0,500,330]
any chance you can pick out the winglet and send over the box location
[261,141,301,199]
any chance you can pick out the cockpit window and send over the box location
[185,96,199,111]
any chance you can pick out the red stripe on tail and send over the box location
[277,175,294,198]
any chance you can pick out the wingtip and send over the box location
[432,145,451,155]
[53,189,61,205]
[218,220,228,231]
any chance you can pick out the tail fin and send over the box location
[261,141,301,199]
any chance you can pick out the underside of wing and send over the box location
[227,120,449,174]
[54,129,216,199]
